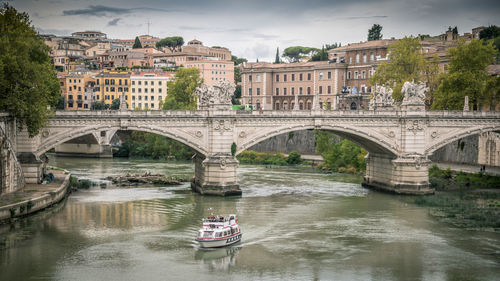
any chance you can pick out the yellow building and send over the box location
[65,73,95,110]
[95,71,131,107]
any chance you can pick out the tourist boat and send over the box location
[195,214,242,248]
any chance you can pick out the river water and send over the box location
[1,156,499,281]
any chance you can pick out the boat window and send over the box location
[203,231,213,237]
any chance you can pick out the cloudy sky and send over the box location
[5,0,500,61]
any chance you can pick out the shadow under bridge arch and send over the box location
[235,125,399,158]
[35,125,209,157]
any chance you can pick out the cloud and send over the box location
[63,5,130,17]
[107,18,121,26]
[62,5,175,17]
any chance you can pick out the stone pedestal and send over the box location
[191,154,241,196]
[17,152,44,184]
[363,153,434,195]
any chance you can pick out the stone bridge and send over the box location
[14,107,500,196]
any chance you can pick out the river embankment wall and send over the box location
[0,171,70,223]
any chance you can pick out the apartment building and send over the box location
[161,39,234,85]
[118,35,161,48]
[184,60,234,85]
[95,71,131,107]
[130,72,175,110]
[240,62,346,110]
[71,31,107,41]
[65,73,95,110]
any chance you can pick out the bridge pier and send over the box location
[191,154,241,196]
[363,153,433,195]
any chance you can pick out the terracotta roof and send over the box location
[242,61,330,69]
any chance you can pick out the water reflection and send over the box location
[195,246,240,271]
[0,157,498,281]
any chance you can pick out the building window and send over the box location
[151,103,154,108]
[363,53,367,63]
[362,71,366,79]
[159,81,162,85]
[275,103,280,110]
[151,96,154,100]
[319,72,323,80]
[319,86,322,94]
[355,54,360,63]
[299,73,303,81]
[284,74,287,82]
[132,81,135,85]
[283,88,287,95]
[328,85,331,94]
[370,52,374,61]
[349,57,352,64]
[256,75,261,82]
[354,71,359,79]
[291,74,295,81]
[249,74,252,82]
[138,81,142,85]
[145,88,148,93]
[276,74,279,82]
[132,96,135,100]
[145,81,148,85]
[151,88,154,93]
[275,88,279,95]
[347,72,351,80]
[257,88,260,95]
[299,87,303,95]
[249,88,252,96]
[307,87,311,95]
[308,73,312,80]
[291,87,295,95]
[138,88,142,93]
[145,96,148,101]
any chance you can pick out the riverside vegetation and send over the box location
[414,165,500,230]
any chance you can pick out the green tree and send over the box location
[479,25,500,40]
[110,98,121,110]
[314,131,367,173]
[232,85,241,105]
[282,46,319,63]
[91,101,109,110]
[432,39,497,110]
[162,67,202,110]
[275,47,280,64]
[56,96,65,110]
[0,4,60,137]
[132,36,142,49]
[370,37,426,102]
[311,45,329,61]
[231,55,247,66]
[156,36,184,52]
[368,24,383,41]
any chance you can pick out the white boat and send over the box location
[195,214,242,248]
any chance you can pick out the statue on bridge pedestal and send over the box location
[196,80,235,110]
[401,81,427,111]
[369,85,394,110]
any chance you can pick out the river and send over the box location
[0,156,499,281]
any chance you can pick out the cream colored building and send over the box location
[130,72,175,110]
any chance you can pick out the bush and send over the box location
[314,131,367,173]
[286,151,302,164]
[237,150,288,165]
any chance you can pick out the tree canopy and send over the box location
[432,39,497,110]
[0,4,60,137]
[156,36,184,52]
[162,67,202,110]
[282,46,319,63]
[275,47,280,64]
[368,24,383,41]
[132,36,142,48]
[370,37,428,101]
[231,55,247,66]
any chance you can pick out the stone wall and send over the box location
[430,132,500,167]
[0,115,24,195]
[249,129,318,155]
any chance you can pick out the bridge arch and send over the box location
[35,125,208,157]
[425,125,500,156]
[236,124,399,157]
